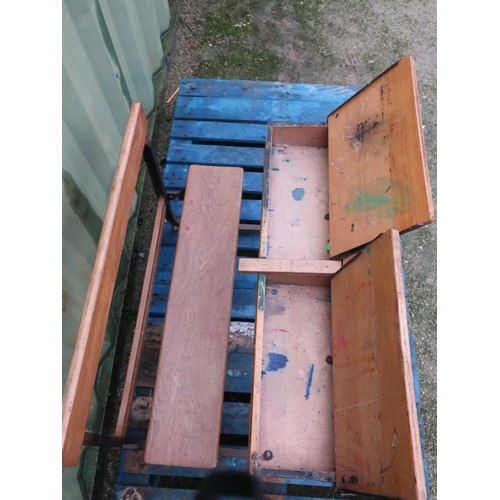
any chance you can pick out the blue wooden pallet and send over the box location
[116,78,429,500]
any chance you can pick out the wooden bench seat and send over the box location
[145,165,243,468]
[62,102,244,469]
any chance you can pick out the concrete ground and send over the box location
[96,0,437,498]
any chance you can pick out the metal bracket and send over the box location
[143,141,181,230]
[82,432,144,451]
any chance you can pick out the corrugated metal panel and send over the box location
[62,1,170,498]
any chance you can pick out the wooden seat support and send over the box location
[63,103,179,466]
[144,165,243,468]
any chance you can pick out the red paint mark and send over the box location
[344,415,353,431]
[349,450,365,473]
[278,328,289,332]
[356,282,365,293]
[334,320,347,352]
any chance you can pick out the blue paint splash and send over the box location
[304,364,315,400]
[262,352,288,377]
[291,188,305,201]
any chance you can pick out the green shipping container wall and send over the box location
[62,0,170,498]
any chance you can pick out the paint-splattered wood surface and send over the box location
[145,165,243,468]
[327,56,434,259]
[249,124,336,479]
[264,125,330,261]
[330,229,426,499]
[255,282,335,474]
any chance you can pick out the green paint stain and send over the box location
[272,167,280,171]
[345,193,391,213]
[283,158,290,162]
[257,275,266,311]
[367,246,371,257]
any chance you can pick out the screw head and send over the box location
[263,450,273,460]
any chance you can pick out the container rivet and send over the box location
[263,450,273,460]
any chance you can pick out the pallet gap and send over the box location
[224,391,251,404]
[219,433,249,447]
[193,139,265,148]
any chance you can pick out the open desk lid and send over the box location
[330,229,426,500]
[327,56,434,260]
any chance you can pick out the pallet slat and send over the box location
[171,120,267,143]
[167,143,264,168]
[174,96,356,124]
[165,164,263,194]
[180,78,361,101]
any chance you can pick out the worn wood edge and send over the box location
[115,198,167,438]
[249,274,266,475]
[251,125,269,473]
[408,56,435,224]
[62,103,148,467]
[390,229,427,500]
[259,125,273,258]
[326,58,406,121]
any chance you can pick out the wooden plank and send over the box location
[62,103,148,467]
[156,256,258,292]
[138,288,256,394]
[174,96,354,124]
[115,197,167,438]
[171,121,267,143]
[169,199,261,223]
[330,229,426,499]
[166,143,264,169]
[129,396,249,436]
[145,165,243,468]
[136,341,253,393]
[150,287,256,321]
[180,78,361,101]
[238,258,341,286]
[328,56,434,259]
[165,164,263,194]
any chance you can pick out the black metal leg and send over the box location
[143,140,182,230]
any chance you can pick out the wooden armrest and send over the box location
[62,103,148,466]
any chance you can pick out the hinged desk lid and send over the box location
[330,229,426,499]
[327,56,434,259]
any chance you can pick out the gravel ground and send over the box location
[95,1,437,498]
